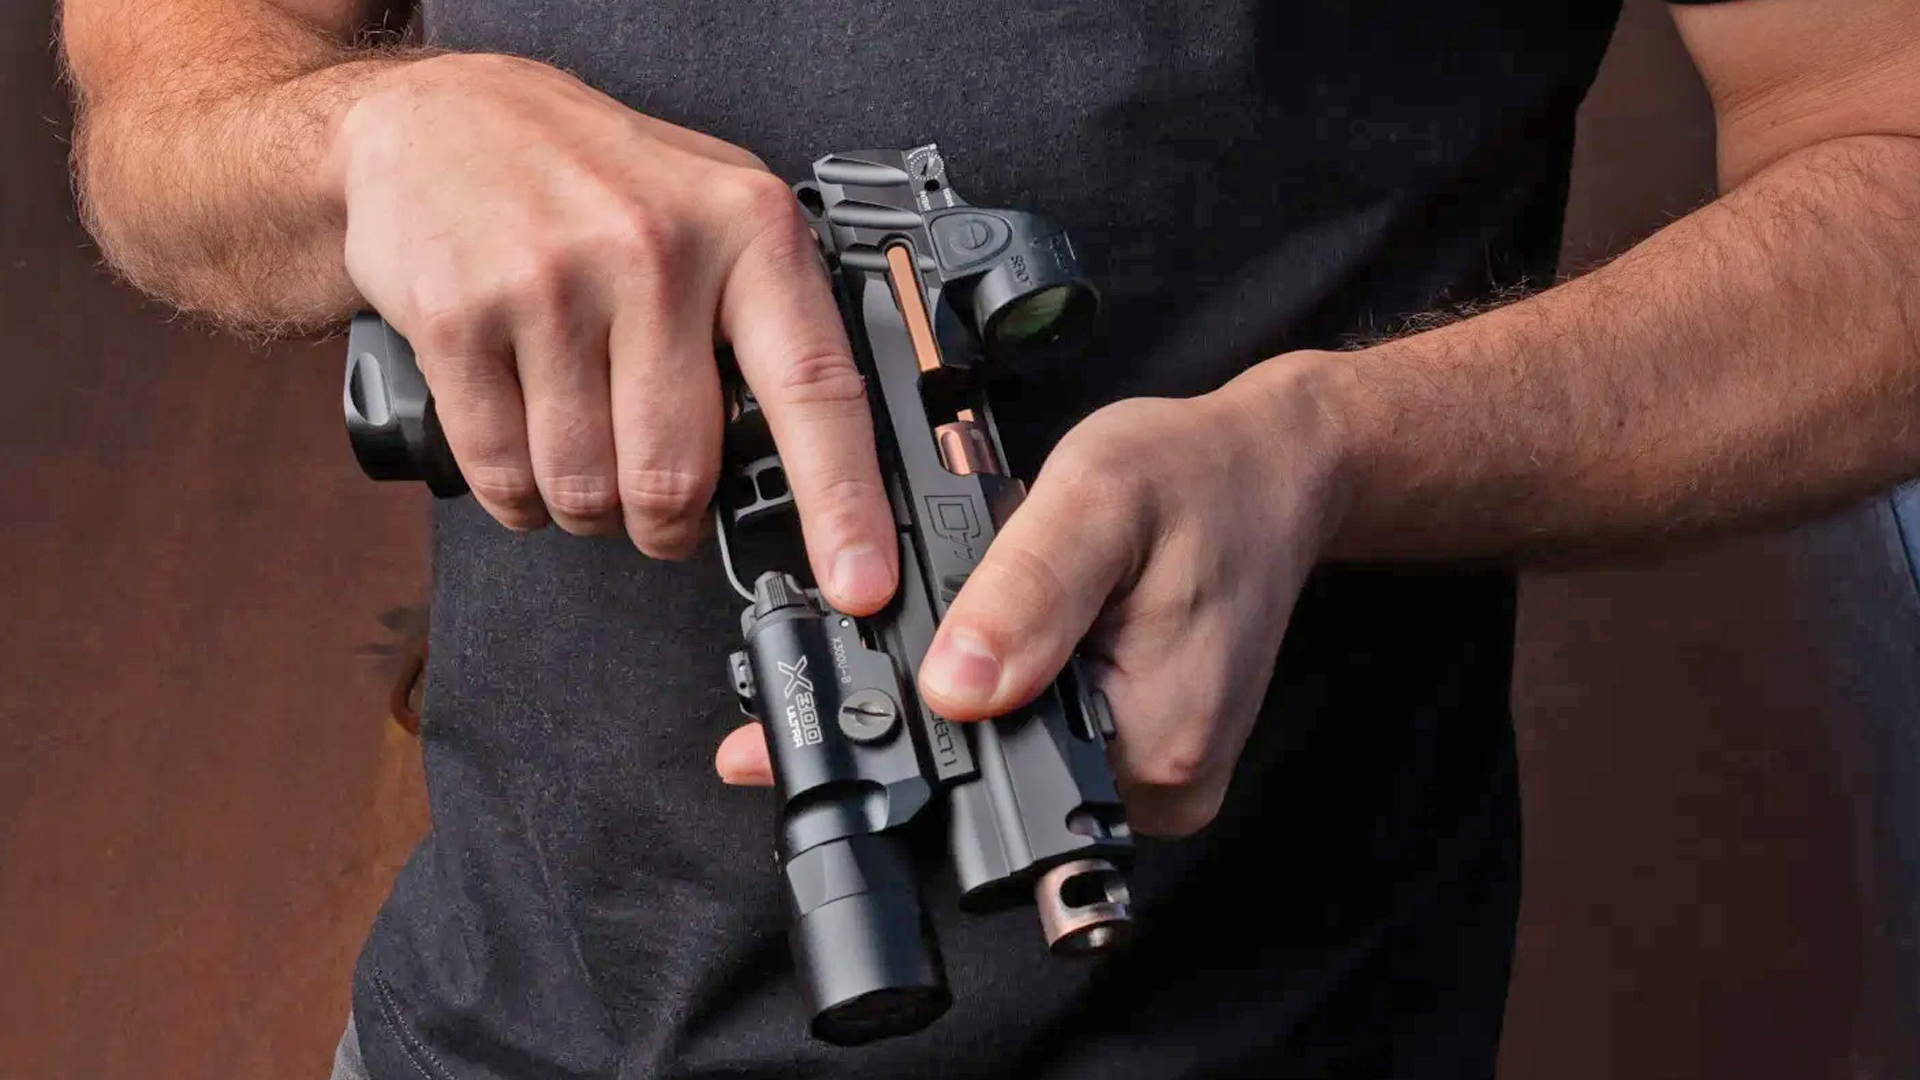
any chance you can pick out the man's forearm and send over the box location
[63,1,416,333]
[1264,133,1920,563]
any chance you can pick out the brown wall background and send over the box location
[1,1,1911,1077]
[0,3,431,1076]
[1506,2,1919,1076]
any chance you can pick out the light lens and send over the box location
[991,284,1078,348]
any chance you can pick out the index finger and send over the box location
[718,192,897,615]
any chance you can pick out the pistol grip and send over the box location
[343,313,467,498]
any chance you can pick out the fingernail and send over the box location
[921,632,1002,708]
[831,544,890,607]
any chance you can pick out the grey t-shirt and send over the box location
[351,3,1622,1077]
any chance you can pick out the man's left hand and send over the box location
[716,358,1349,837]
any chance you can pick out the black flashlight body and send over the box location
[732,573,950,1045]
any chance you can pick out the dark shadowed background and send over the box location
[2,1,1914,1077]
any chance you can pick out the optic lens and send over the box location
[991,285,1077,348]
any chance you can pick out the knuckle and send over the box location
[1052,401,1172,480]
[618,465,711,521]
[775,348,866,410]
[626,512,704,560]
[1044,447,1140,516]
[496,247,573,312]
[1051,412,1146,478]
[541,471,622,521]
[601,207,682,277]
[407,285,486,355]
[466,466,543,524]
[813,470,886,514]
[747,210,823,278]
[485,506,548,532]
[807,469,890,547]
[728,172,822,269]
[975,544,1070,640]
[690,132,772,174]
[727,168,806,230]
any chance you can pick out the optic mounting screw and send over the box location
[838,689,900,744]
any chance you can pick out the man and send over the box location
[58,0,1920,1076]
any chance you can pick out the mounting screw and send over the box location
[838,689,900,744]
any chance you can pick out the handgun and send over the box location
[341,143,1134,1046]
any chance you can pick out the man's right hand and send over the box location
[328,54,897,612]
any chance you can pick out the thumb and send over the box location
[918,471,1141,721]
